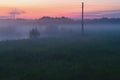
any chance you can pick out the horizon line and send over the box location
[0,16,119,20]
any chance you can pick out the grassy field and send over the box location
[0,33,120,80]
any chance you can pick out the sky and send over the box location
[0,0,120,19]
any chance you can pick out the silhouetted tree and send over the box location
[29,28,40,39]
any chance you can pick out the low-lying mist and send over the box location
[0,18,120,80]
[0,19,120,41]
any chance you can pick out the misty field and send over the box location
[0,33,120,80]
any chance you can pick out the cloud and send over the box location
[0,16,10,19]
[103,13,120,18]
[71,9,120,19]
[8,9,25,15]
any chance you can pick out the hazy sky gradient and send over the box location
[0,0,120,19]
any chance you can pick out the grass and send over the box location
[0,34,120,80]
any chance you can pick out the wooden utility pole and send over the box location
[81,2,84,34]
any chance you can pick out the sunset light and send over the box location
[0,0,120,19]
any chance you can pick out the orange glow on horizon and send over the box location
[0,0,120,19]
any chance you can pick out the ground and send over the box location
[0,33,120,80]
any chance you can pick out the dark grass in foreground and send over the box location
[0,34,120,80]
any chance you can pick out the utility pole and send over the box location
[81,2,84,34]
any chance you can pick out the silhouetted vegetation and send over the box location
[0,17,120,25]
[37,17,120,25]
[29,28,40,39]
[0,34,120,80]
